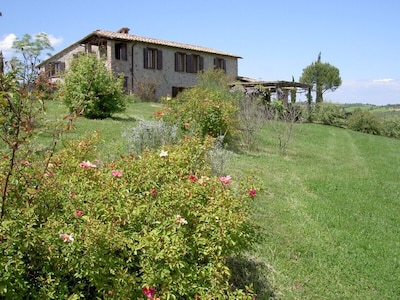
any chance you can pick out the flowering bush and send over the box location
[0,132,258,299]
[157,69,241,144]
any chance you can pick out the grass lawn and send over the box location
[231,123,400,299]
[38,101,400,299]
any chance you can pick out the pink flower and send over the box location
[219,175,232,184]
[21,160,32,166]
[142,286,156,299]
[111,170,123,177]
[248,189,257,197]
[69,192,76,198]
[79,160,97,169]
[75,210,84,216]
[188,174,198,182]
[184,122,189,129]
[151,188,157,195]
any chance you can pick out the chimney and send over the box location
[117,27,130,34]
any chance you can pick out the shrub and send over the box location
[58,53,127,119]
[158,69,241,144]
[311,102,346,126]
[380,117,400,139]
[346,108,382,135]
[123,119,182,155]
[0,132,259,299]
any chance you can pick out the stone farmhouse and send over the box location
[38,27,241,98]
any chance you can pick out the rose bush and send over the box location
[0,132,259,299]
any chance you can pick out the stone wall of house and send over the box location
[107,40,239,98]
[42,39,239,99]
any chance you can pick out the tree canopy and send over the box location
[300,53,341,103]
[11,33,53,86]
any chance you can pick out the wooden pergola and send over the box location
[232,76,312,103]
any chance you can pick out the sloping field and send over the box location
[231,123,400,299]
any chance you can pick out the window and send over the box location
[115,43,127,60]
[172,86,186,97]
[175,52,185,72]
[214,58,226,72]
[144,48,163,70]
[186,54,204,73]
[47,61,65,77]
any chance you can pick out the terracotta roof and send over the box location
[78,29,242,58]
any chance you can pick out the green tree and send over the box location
[300,52,342,103]
[11,33,53,86]
[59,53,126,119]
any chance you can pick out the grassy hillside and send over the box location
[230,123,400,299]
[39,101,400,298]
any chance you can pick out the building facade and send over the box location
[39,27,241,98]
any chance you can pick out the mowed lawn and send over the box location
[41,101,400,299]
[231,123,400,299]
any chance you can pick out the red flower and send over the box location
[151,188,157,195]
[248,189,257,197]
[75,210,84,216]
[142,286,156,299]
[189,174,198,182]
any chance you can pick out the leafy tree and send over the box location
[59,53,127,119]
[11,33,53,86]
[300,52,342,103]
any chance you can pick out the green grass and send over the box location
[230,124,400,299]
[37,101,400,298]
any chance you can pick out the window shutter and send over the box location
[174,52,179,71]
[144,48,148,69]
[199,56,204,71]
[60,62,66,71]
[222,59,226,71]
[186,54,193,73]
[157,50,163,70]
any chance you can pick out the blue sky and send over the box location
[1,0,399,105]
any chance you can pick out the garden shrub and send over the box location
[158,69,241,144]
[58,53,127,119]
[0,132,259,299]
[346,108,382,135]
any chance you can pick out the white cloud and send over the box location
[0,33,17,57]
[46,34,63,47]
[373,78,393,83]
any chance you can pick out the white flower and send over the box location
[175,215,188,225]
[159,150,168,157]
[59,233,74,243]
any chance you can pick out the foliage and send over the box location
[311,102,346,126]
[0,131,258,299]
[237,93,267,151]
[346,108,382,135]
[58,53,127,119]
[264,100,301,154]
[380,117,400,139]
[133,77,158,102]
[300,53,342,103]
[11,33,54,87]
[158,69,241,144]
[123,119,182,155]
